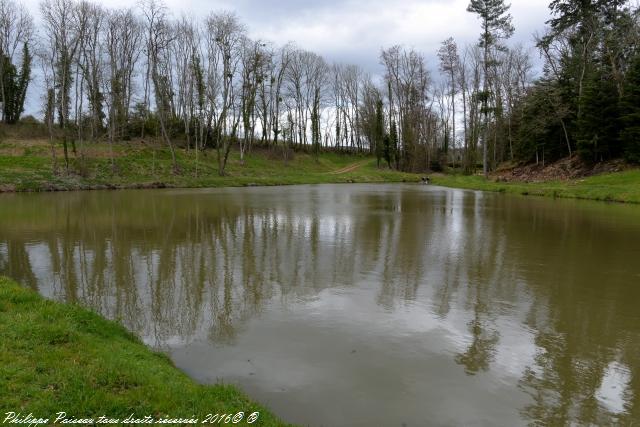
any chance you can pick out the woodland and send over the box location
[0,0,638,177]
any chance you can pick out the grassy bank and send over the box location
[431,169,640,204]
[2,137,638,204]
[0,138,418,192]
[0,276,290,426]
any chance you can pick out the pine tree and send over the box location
[577,65,621,161]
[311,96,321,157]
[374,99,385,168]
[389,120,399,169]
[467,0,514,177]
[1,55,18,123]
[14,44,32,124]
[620,54,640,163]
[1,43,32,124]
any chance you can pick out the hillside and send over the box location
[0,137,419,192]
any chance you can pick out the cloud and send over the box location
[191,0,551,74]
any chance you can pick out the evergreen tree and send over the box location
[389,120,399,169]
[14,44,32,124]
[547,0,627,33]
[382,134,392,169]
[1,43,31,124]
[620,54,640,163]
[577,65,621,161]
[1,55,18,123]
[467,0,514,177]
[311,96,321,157]
[374,99,385,168]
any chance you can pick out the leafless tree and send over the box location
[141,0,179,172]
[239,38,267,162]
[40,0,82,172]
[438,37,460,163]
[381,46,431,171]
[105,8,142,144]
[205,11,245,176]
[74,0,104,163]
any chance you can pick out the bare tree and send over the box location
[306,53,328,156]
[458,45,484,173]
[240,38,267,163]
[73,0,104,164]
[105,8,143,144]
[38,45,58,173]
[40,0,82,172]
[270,44,292,151]
[438,37,460,164]
[284,49,328,152]
[381,46,431,171]
[359,76,384,163]
[498,45,532,160]
[332,63,364,152]
[467,0,514,177]
[285,49,306,147]
[205,11,245,176]
[141,0,179,173]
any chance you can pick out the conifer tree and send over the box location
[374,99,385,168]
[467,0,514,177]
[620,54,640,163]
[1,43,31,124]
[389,120,399,169]
[577,65,620,161]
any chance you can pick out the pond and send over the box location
[1,184,639,426]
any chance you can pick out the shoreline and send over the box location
[430,170,640,204]
[1,140,638,203]
[2,171,638,205]
[0,276,292,426]
[0,175,421,194]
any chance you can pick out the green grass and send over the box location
[431,169,640,204]
[0,276,291,426]
[0,139,419,192]
[2,138,638,204]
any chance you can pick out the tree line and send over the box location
[0,0,639,176]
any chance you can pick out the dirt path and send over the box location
[328,160,369,175]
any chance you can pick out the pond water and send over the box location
[1,184,640,426]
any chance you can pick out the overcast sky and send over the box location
[21,0,552,115]
[213,0,553,73]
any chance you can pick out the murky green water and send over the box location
[1,184,639,426]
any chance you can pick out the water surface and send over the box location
[1,184,639,426]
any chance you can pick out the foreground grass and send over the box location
[0,277,290,426]
[0,138,419,192]
[431,169,640,204]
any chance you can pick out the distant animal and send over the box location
[421,176,430,185]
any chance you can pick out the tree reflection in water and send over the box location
[1,185,639,425]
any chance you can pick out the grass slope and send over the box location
[0,138,418,192]
[0,276,291,426]
[2,137,638,204]
[431,170,640,204]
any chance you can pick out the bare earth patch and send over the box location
[329,160,369,175]
[493,157,631,183]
